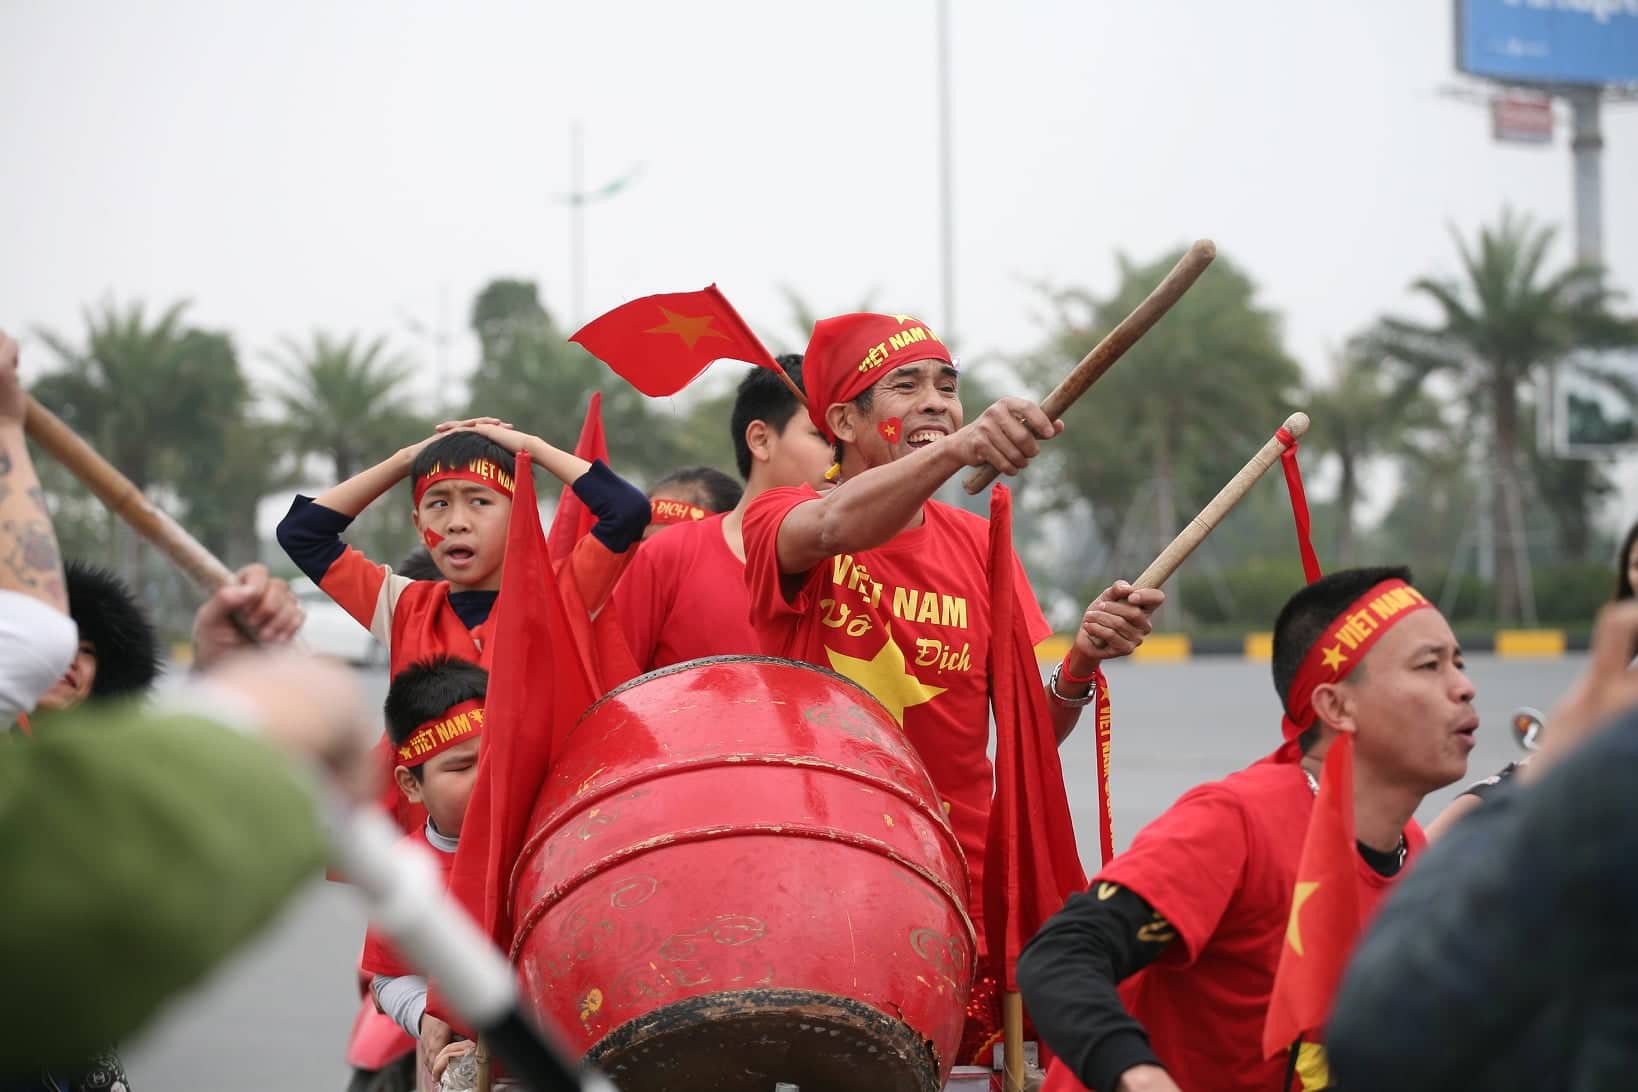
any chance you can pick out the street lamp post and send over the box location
[553,123,644,328]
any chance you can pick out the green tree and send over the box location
[1012,248,1302,624]
[157,329,286,565]
[1523,405,1616,561]
[1370,208,1637,621]
[1304,344,1442,565]
[271,331,420,481]
[33,300,222,581]
[465,278,684,481]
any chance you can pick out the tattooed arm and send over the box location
[0,331,67,612]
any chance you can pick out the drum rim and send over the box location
[579,653,895,727]
[585,985,946,1092]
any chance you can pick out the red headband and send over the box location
[412,459,516,508]
[1280,579,1434,742]
[650,498,709,526]
[395,699,485,767]
[803,313,954,441]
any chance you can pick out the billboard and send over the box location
[1491,91,1555,141]
[1550,348,1638,456]
[1456,0,1638,86]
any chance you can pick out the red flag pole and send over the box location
[769,360,807,408]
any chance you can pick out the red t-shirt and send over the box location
[743,486,1052,941]
[613,514,760,672]
[1042,758,1428,1092]
[359,825,458,980]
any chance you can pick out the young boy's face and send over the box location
[764,414,835,491]
[412,482,512,592]
[36,641,98,711]
[395,737,481,837]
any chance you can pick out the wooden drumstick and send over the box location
[963,238,1217,494]
[24,395,237,593]
[1085,412,1310,649]
[1133,411,1310,589]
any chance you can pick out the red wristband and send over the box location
[1059,654,1098,686]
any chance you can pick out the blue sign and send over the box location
[1457,0,1638,86]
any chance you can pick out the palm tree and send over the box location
[33,299,211,578]
[1370,208,1636,621]
[1304,345,1442,565]
[271,331,418,480]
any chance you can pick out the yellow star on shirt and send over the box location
[1320,644,1347,673]
[826,634,946,726]
[644,307,731,351]
[1285,880,1320,957]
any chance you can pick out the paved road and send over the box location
[124,654,1574,1090]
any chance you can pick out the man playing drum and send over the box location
[741,312,1163,1062]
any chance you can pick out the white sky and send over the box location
[3,1,1635,517]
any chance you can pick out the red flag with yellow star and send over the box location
[570,284,782,397]
[1262,731,1362,1060]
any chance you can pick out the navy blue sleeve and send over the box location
[571,460,650,554]
[275,496,355,585]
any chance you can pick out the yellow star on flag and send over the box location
[1285,880,1320,956]
[644,307,731,351]
[883,422,899,439]
[826,633,946,725]
[1320,644,1347,673]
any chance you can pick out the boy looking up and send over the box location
[363,656,488,1078]
[277,419,648,673]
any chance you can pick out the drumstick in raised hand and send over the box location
[963,239,1217,494]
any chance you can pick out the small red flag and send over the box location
[546,392,608,563]
[1262,732,1361,1059]
[982,485,1088,991]
[446,450,602,950]
[570,284,781,396]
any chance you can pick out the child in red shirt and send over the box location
[278,421,648,676]
[361,656,489,1088]
[614,356,833,671]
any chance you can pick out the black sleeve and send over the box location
[570,460,650,554]
[1017,885,1178,1091]
[274,495,354,584]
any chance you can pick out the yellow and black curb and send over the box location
[1037,629,1577,664]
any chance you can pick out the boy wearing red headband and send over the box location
[1018,566,1476,1092]
[277,422,649,674]
[363,656,488,1083]
[616,357,833,671]
[644,464,742,539]
[740,315,1162,1061]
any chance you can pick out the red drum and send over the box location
[510,656,975,1092]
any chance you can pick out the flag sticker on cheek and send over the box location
[878,417,903,444]
[422,527,445,549]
